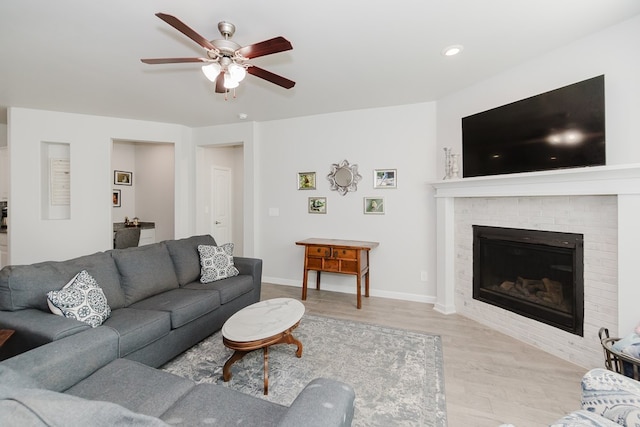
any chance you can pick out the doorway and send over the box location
[111,140,175,243]
[197,144,244,255]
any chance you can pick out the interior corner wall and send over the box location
[7,107,190,264]
[256,103,438,302]
[435,14,640,179]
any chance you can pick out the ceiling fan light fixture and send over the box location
[228,63,247,82]
[223,73,240,89]
[201,63,221,81]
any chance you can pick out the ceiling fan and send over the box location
[141,13,295,95]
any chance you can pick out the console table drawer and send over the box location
[306,257,323,270]
[308,246,331,257]
[340,260,358,273]
[323,259,340,271]
[334,248,357,259]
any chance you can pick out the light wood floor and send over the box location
[261,283,586,427]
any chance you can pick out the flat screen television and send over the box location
[462,75,605,178]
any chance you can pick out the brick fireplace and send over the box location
[432,165,640,368]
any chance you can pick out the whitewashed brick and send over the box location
[454,195,617,368]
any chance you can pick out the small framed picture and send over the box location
[298,172,316,190]
[308,197,327,214]
[114,170,132,186]
[112,190,121,207]
[364,197,384,215]
[373,169,397,189]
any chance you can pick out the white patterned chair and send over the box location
[551,368,640,426]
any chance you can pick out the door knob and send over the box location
[215,221,221,224]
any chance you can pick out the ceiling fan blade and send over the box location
[247,66,295,89]
[155,12,216,51]
[141,57,208,64]
[215,72,226,93]
[236,37,292,59]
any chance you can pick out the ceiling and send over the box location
[1,1,639,128]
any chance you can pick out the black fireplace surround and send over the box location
[473,225,584,336]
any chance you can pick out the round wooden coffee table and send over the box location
[222,298,305,395]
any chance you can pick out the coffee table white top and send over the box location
[222,298,305,342]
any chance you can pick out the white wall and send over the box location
[256,103,438,301]
[7,108,192,264]
[436,14,640,177]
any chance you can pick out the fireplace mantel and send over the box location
[431,164,640,338]
[431,164,640,198]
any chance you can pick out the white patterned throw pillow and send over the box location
[47,270,111,327]
[198,243,239,283]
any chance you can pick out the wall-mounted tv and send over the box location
[462,75,605,178]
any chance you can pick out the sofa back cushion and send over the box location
[112,243,179,306]
[0,252,123,312]
[165,235,217,286]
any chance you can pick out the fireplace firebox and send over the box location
[473,226,584,336]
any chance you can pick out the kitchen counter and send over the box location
[113,222,155,231]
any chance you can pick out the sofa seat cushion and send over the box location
[183,274,254,304]
[0,385,169,427]
[102,308,171,357]
[165,235,217,286]
[112,243,180,306]
[129,289,221,329]
[66,358,194,418]
[159,383,287,426]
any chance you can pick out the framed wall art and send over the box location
[298,172,316,190]
[373,169,397,189]
[114,170,132,186]
[112,189,121,207]
[308,197,326,214]
[364,197,384,214]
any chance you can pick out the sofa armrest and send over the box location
[581,368,640,426]
[233,257,262,299]
[278,378,355,427]
[0,309,90,360]
[0,326,119,392]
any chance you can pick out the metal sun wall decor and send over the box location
[327,159,362,196]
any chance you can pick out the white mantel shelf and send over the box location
[431,163,640,198]
[431,163,640,336]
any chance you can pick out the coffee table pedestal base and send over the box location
[223,323,303,395]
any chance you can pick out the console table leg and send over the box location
[365,270,370,297]
[301,269,308,301]
[356,274,362,309]
[316,271,321,290]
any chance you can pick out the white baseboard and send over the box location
[262,276,437,305]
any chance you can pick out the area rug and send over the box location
[162,314,447,426]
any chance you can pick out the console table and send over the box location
[295,238,379,309]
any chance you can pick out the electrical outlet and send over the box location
[420,271,428,281]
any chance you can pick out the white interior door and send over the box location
[211,166,232,244]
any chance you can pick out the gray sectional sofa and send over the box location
[0,235,356,426]
[0,234,260,364]
[0,326,356,426]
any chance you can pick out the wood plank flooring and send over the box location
[261,283,586,427]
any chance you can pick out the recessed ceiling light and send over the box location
[442,45,464,56]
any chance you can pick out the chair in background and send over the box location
[114,227,141,249]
